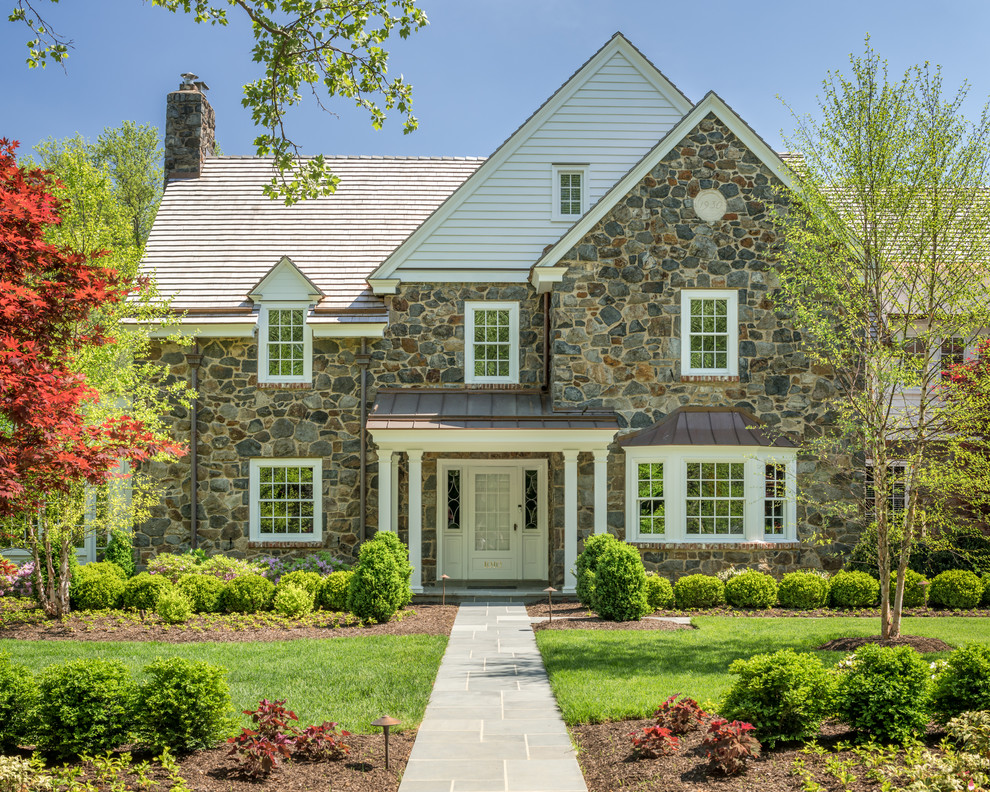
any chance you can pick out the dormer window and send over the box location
[552,164,588,221]
[258,305,313,384]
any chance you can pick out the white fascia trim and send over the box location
[310,322,386,339]
[148,320,257,338]
[369,278,400,295]
[257,303,314,384]
[464,301,520,385]
[370,428,617,454]
[369,34,693,283]
[623,445,798,544]
[680,289,739,377]
[247,255,324,302]
[530,266,568,294]
[249,457,324,544]
[532,91,798,272]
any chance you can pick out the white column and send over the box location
[407,450,424,593]
[391,452,400,531]
[593,448,608,535]
[563,450,579,593]
[377,450,393,531]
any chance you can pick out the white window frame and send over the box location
[257,304,313,384]
[464,301,520,384]
[865,460,908,516]
[623,446,797,543]
[551,164,589,222]
[249,458,323,543]
[680,289,739,377]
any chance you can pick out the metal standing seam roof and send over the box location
[142,156,484,313]
[368,389,620,431]
[616,407,796,448]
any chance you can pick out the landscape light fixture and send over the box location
[441,573,450,607]
[544,586,557,624]
[371,715,400,769]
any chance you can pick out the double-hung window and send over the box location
[249,458,323,543]
[551,164,588,221]
[258,305,312,384]
[865,461,907,516]
[680,290,739,376]
[464,301,519,384]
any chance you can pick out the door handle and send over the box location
[513,524,518,531]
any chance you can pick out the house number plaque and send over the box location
[694,189,727,222]
[484,561,504,569]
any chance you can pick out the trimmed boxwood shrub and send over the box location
[673,574,725,609]
[724,570,778,610]
[348,537,404,623]
[890,569,928,608]
[0,652,38,750]
[591,542,650,622]
[176,574,225,613]
[644,573,674,611]
[135,657,236,752]
[371,531,414,608]
[274,584,314,617]
[71,569,124,611]
[575,533,619,608]
[75,561,127,582]
[777,571,829,610]
[222,575,275,613]
[156,589,193,624]
[931,643,990,722]
[983,573,990,606]
[122,572,174,611]
[837,644,931,743]
[102,532,135,578]
[929,569,984,610]
[276,570,322,596]
[316,570,353,611]
[721,649,837,747]
[829,571,879,609]
[36,658,137,758]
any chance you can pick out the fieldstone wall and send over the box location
[164,80,215,182]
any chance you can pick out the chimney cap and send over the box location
[179,73,208,92]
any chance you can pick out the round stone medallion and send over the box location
[694,189,727,222]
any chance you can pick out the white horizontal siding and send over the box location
[396,50,684,278]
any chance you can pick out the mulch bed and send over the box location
[815,635,954,653]
[572,717,936,792]
[527,600,693,632]
[0,599,458,642]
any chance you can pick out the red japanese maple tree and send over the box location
[0,139,180,613]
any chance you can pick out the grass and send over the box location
[0,634,447,733]
[536,616,990,725]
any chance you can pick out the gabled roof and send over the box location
[368,32,693,286]
[247,255,324,302]
[531,91,798,278]
[617,407,796,448]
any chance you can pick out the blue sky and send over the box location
[3,0,989,158]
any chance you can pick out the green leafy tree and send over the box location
[9,0,428,203]
[775,39,990,639]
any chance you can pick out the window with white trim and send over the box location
[464,301,519,384]
[551,165,588,221]
[624,448,796,543]
[939,337,965,382]
[249,458,323,543]
[258,305,313,384]
[680,290,739,376]
[865,461,907,515]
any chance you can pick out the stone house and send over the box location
[139,33,858,592]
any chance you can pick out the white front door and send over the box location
[438,461,547,581]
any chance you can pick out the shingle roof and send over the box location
[142,156,484,313]
[616,407,796,448]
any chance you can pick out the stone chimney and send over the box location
[164,73,215,183]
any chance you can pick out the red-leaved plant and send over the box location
[702,718,761,775]
[654,694,707,734]
[293,722,351,762]
[629,725,680,759]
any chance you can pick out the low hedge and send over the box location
[929,570,984,610]
[673,574,725,609]
[644,573,674,611]
[829,571,879,609]
[724,570,778,610]
[777,572,829,610]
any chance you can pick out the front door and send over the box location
[439,461,547,581]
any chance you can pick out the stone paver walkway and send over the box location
[399,602,587,792]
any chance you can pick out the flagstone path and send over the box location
[398,601,587,792]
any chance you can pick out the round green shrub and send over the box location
[673,574,725,609]
[71,569,124,611]
[175,574,225,613]
[777,571,830,610]
[122,572,174,611]
[932,643,990,722]
[156,589,193,624]
[75,561,127,583]
[276,570,322,596]
[0,651,38,750]
[370,531,414,608]
[983,573,990,607]
[890,569,928,608]
[724,570,779,610]
[837,644,932,743]
[316,570,353,611]
[135,657,236,752]
[829,571,880,609]
[721,649,837,747]
[199,555,264,582]
[274,584,315,618]
[575,533,619,608]
[644,573,674,611]
[222,575,275,613]
[347,540,404,623]
[102,532,135,578]
[929,570,984,610]
[591,542,650,622]
[36,658,137,758]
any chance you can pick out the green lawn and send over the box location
[0,634,447,733]
[536,616,990,726]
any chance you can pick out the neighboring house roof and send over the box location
[616,407,796,448]
[143,156,483,313]
[368,388,620,430]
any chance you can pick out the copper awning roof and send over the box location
[368,389,620,431]
[617,407,796,448]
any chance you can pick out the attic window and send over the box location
[552,165,587,221]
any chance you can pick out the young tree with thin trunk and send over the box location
[775,41,990,639]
